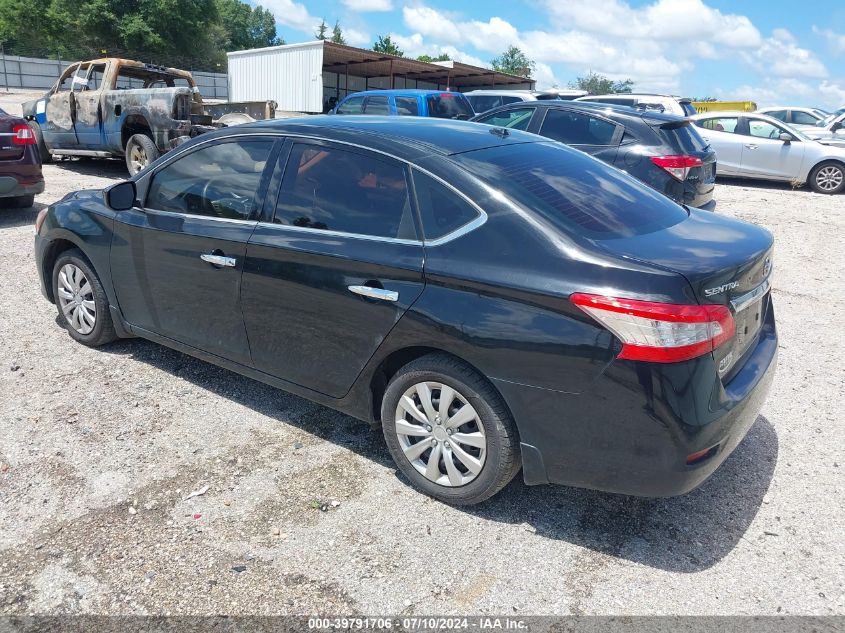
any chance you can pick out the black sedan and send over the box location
[0,108,44,209]
[472,101,717,210]
[34,116,776,505]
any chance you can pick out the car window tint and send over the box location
[477,108,534,130]
[274,144,415,240]
[336,96,365,114]
[412,169,479,240]
[467,95,501,113]
[501,96,523,105]
[540,109,618,145]
[791,111,818,125]
[453,142,687,240]
[426,94,474,119]
[748,120,785,139]
[363,95,390,115]
[146,140,273,220]
[659,121,709,153]
[765,110,787,122]
[395,96,419,116]
[697,117,739,133]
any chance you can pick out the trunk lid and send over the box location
[596,209,774,377]
[0,115,26,161]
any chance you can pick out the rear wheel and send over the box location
[28,120,51,163]
[809,161,845,194]
[381,354,520,505]
[52,249,117,347]
[124,134,159,176]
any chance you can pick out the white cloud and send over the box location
[813,26,845,56]
[715,79,844,110]
[262,0,320,33]
[343,27,371,47]
[341,0,393,12]
[402,7,519,53]
[389,33,488,68]
[741,29,828,79]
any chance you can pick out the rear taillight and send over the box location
[571,293,735,363]
[650,155,702,181]
[12,124,36,145]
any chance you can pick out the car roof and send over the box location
[482,100,685,124]
[342,89,464,98]
[247,114,541,159]
[465,89,535,95]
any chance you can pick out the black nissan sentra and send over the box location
[34,116,777,505]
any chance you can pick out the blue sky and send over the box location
[254,0,845,108]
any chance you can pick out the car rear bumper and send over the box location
[495,306,778,497]
[0,174,44,198]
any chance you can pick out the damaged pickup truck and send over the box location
[22,58,276,175]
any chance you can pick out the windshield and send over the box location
[817,108,845,127]
[452,141,688,240]
[426,94,474,120]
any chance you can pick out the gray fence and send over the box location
[0,53,228,99]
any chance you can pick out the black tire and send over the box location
[808,161,845,195]
[0,195,34,208]
[124,133,159,176]
[28,120,51,163]
[381,353,520,505]
[52,248,117,347]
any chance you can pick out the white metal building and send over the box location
[227,40,534,114]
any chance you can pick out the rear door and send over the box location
[241,139,425,398]
[534,107,623,164]
[110,136,279,366]
[694,116,743,175]
[738,116,806,180]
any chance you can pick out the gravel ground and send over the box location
[0,90,843,617]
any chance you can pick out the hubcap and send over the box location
[57,264,96,335]
[394,381,486,487]
[816,166,843,191]
[129,144,148,173]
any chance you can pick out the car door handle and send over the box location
[744,144,758,150]
[348,285,399,302]
[200,253,237,268]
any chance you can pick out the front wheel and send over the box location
[124,134,159,176]
[52,249,117,347]
[809,161,845,194]
[381,354,520,505]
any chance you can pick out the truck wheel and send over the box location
[125,134,159,176]
[29,121,51,163]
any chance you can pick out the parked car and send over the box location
[34,116,777,505]
[464,89,587,113]
[792,109,845,147]
[690,111,845,194]
[21,58,276,175]
[331,89,474,119]
[756,106,828,126]
[472,101,716,209]
[0,109,44,209]
[576,93,697,117]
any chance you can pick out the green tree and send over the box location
[570,72,634,94]
[417,53,450,63]
[490,46,534,78]
[330,20,346,45]
[373,34,402,56]
[315,18,328,40]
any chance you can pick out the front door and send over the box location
[110,137,279,366]
[695,116,743,175]
[241,140,425,398]
[739,117,806,180]
[74,63,107,148]
[44,64,84,150]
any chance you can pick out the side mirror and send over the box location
[104,181,136,211]
[779,133,793,144]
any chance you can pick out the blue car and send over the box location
[332,89,475,120]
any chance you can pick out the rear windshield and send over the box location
[657,121,710,153]
[452,142,688,240]
[427,94,474,120]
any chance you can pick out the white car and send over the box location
[464,89,587,114]
[690,111,845,194]
[756,106,828,126]
[574,93,696,117]
[792,109,845,146]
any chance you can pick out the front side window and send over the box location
[697,117,739,133]
[363,95,390,115]
[540,109,618,145]
[477,107,534,131]
[395,96,420,116]
[747,119,787,139]
[412,169,479,240]
[55,65,80,92]
[336,96,365,114]
[86,64,106,91]
[274,144,415,240]
[146,140,274,220]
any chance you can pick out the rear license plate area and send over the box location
[719,292,767,376]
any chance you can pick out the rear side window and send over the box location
[501,96,524,105]
[426,94,474,119]
[412,169,479,240]
[363,95,390,115]
[336,96,365,114]
[765,110,787,122]
[147,140,274,220]
[476,107,534,131]
[657,121,709,153]
[453,142,687,240]
[791,111,818,125]
[274,143,416,240]
[468,95,502,112]
[696,117,739,133]
[395,96,420,116]
[540,109,618,145]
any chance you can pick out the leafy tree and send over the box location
[570,72,634,94]
[417,53,450,63]
[315,18,328,40]
[330,20,346,45]
[373,34,403,57]
[490,46,535,78]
